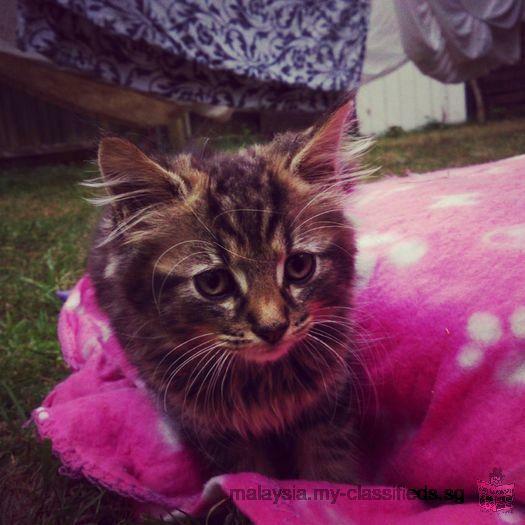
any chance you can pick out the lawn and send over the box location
[2,118,525,524]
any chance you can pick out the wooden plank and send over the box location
[0,140,94,159]
[480,73,525,92]
[0,143,94,168]
[0,51,188,129]
[475,22,525,116]
[486,91,525,106]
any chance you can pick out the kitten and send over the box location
[87,100,368,482]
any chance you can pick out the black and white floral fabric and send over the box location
[18,0,369,111]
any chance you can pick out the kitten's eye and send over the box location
[194,269,235,299]
[285,252,316,284]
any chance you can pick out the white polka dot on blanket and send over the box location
[467,312,502,344]
[158,420,181,450]
[355,252,377,287]
[429,192,479,209]
[388,239,427,267]
[498,509,523,523]
[457,343,484,368]
[322,505,356,524]
[81,337,99,359]
[483,224,525,252]
[507,362,525,385]
[135,378,146,389]
[35,407,49,421]
[357,232,399,249]
[64,289,81,310]
[94,320,113,343]
[510,306,525,338]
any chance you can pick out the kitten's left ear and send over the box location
[291,99,361,189]
[95,137,187,217]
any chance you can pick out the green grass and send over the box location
[368,118,525,177]
[2,118,525,524]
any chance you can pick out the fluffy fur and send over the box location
[87,101,369,481]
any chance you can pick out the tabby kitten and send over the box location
[87,100,367,482]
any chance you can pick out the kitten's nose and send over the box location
[253,322,289,345]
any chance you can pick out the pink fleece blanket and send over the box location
[34,155,525,523]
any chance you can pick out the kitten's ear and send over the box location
[95,137,185,216]
[291,99,360,189]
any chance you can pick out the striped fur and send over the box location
[87,100,370,481]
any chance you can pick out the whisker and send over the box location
[307,330,366,418]
[291,208,350,237]
[163,342,223,412]
[155,250,210,309]
[161,338,217,384]
[153,332,214,379]
[301,337,331,402]
[97,203,161,246]
[181,343,225,411]
[151,239,215,309]
[306,331,347,371]
[183,201,218,242]
[310,324,379,420]
[220,352,235,409]
[204,350,230,414]
[295,224,355,242]
[290,178,350,227]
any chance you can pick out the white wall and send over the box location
[356,61,467,135]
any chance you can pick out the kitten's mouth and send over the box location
[232,324,311,364]
[242,341,294,363]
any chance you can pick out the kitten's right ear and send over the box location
[290,99,366,191]
[94,137,186,216]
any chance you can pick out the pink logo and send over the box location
[478,467,514,513]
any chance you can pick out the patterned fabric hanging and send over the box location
[17,0,370,112]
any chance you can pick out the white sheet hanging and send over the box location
[362,0,524,84]
[393,0,524,83]
[361,0,407,84]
